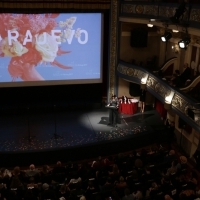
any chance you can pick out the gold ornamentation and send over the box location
[122,4,134,13]
[190,9,200,22]
[109,0,118,97]
[135,5,144,14]
[171,94,188,113]
[126,68,134,76]
[145,5,158,16]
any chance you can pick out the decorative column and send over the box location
[108,0,118,98]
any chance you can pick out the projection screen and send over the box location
[0,13,103,87]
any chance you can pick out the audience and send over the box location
[0,144,199,200]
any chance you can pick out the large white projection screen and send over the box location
[0,13,103,87]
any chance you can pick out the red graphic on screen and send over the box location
[0,14,73,81]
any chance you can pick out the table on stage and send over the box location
[118,98,139,115]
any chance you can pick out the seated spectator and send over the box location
[23,189,38,200]
[108,164,120,182]
[85,180,99,199]
[91,156,106,172]
[27,177,38,189]
[116,175,126,186]
[115,176,127,198]
[25,164,40,183]
[24,177,39,200]
[164,194,173,200]
[67,172,82,189]
[12,166,26,185]
[52,161,66,184]
[160,175,174,195]
[9,175,25,200]
[40,183,57,200]
[169,73,182,87]
[166,160,178,176]
[39,165,52,184]
[122,188,134,200]
[147,181,162,200]
[100,177,114,199]
[0,167,12,186]
[135,158,144,176]
[179,189,196,200]
[69,182,85,200]
[163,150,176,167]
[26,164,39,177]
[121,96,130,104]
[174,174,189,194]
[57,184,70,200]
[187,170,198,191]
[177,156,188,174]
[180,63,191,85]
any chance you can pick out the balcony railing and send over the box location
[117,60,200,132]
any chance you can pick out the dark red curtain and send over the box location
[155,99,167,119]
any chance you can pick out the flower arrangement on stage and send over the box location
[0,14,81,81]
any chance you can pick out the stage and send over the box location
[0,104,169,167]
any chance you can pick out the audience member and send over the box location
[180,63,191,85]
[166,160,178,176]
[40,183,57,200]
[122,188,134,200]
[57,184,70,200]
[25,164,40,183]
[52,161,66,184]
[39,164,52,184]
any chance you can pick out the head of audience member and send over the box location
[124,188,131,196]
[56,161,62,167]
[41,165,50,173]
[112,164,119,175]
[42,183,49,190]
[134,158,143,169]
[131,169,139,179]
[13,166,21,176]
[175,69,180,76]
[183,63,189,69]
[80,196,86,200]
[164,194,173,200]
[180,156,187,164]
[29,164,36,171]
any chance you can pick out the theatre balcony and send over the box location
[116,0,200,157]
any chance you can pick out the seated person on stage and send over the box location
[107,95,119,127]
[121,95,130,104]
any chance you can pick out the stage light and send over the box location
[172,29,179,33]
[147,24,153,27]
[178,37,190,49]
[161,32,172,42]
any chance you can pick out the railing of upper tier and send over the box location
[117,60,200,132]
[120,1,200,29]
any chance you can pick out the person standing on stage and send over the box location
[140,88,146,113]
[107,95,119,127]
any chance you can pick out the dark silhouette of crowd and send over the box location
[0,145,199,200]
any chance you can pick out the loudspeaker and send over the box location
[129,82,140,96]
[178,117,186,129]
[130,28,148,48]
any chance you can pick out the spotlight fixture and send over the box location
[147,24,153,27]
[172,29,179,33]
[178,37,190,49]
[161,32,172,42]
